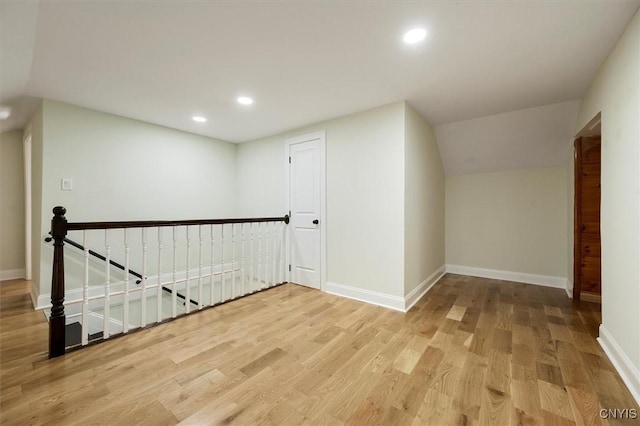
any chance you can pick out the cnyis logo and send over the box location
[599,409,638,419]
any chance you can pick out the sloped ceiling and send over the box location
[0,1,637,174]
[435,100,580,175]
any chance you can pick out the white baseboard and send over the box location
[446,264,568,289]
[565,278,573,298]
[30,283,39,309]
[598,325,640,405]
[325,281,405,312]
[404,265,446,311]
[0,269,26,281]
[325,266,446,313]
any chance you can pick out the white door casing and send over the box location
[23,129,32,281]
[285,131,326,290]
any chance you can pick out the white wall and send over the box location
[36,100,238,296]
[236,135,285,217]
[238,102,406,297]
[446,167,568,281]
[575,9,640,383]
[0,130,26,279]
[404,104,445,295]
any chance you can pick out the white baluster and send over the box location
[240,223,246,296]
[249,222,255,293]
[198,225,203,310]
[266,222,271,288]
[257,222,263,289]
[81,230,89,345]
[141,228,147,327]
[264,222,269,288]
[263,223,268,289]
[231,223,236,299]
[264,223,270,288]
[280,221,286,284]
[210,224,215,305]
[104,229,111,338]
[185,226,191,314]
[269,222,275,287]
[157,227,163,323]
[221,224,225,302]
[172,226,177,318]
[123,229,130,333]
[271,221,277,288]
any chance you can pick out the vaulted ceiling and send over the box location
[1,1,638,169]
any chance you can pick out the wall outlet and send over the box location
[61,178,73,191]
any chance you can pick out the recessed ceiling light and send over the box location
[192,116,207,123]
[237,96,254,105]
[0,106,11,120]
[403,28,427,44]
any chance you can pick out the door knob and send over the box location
[313,219,319,225]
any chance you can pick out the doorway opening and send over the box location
[573,113,601,303]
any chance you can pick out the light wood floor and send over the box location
[1,275,637,425]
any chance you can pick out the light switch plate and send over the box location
[61,178,73,191]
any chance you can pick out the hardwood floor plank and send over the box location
[479,385,511,425]
[454,351,487,420]
[512,407,544,426]
[538,380,575,421]
[239,347,286,378]
[536,361,566,388]
[343,398,384,425]
[485,348,511,396]
[512,377,543,418]
[566,386,604,426]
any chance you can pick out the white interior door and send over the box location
[288,136,323,289]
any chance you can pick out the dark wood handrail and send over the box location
[48,206,289,358]
[67,215,289,231]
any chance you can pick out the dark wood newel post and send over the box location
[49,206,68,358]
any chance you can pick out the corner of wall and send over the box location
[29,281,40,309]
[402,103,446,300]
[404,265,446,311]
[565,278,573,299]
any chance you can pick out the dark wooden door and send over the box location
[574,136,601,301]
